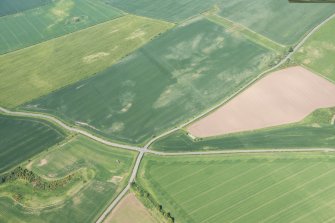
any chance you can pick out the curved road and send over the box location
[1,11,335,223]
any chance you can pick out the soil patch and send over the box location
[188,66,335,137]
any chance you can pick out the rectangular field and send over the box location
[0,15,173,108]
[0,0,52,17]
[0,136,137,223]
[0,0,122,54]
[22,17,275,145]
[152,108,335,152]
[188,66,335,137]
[0,114,66,173]
[217,0,335,45]
[139,153,335,223]
[294,17,335,82]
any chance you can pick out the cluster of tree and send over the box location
[0,166,75,191]
[131,182,175,223]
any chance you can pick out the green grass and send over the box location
[0,15,173,108]
[294,17,335,82]
[151,108,335,151]
[139,153,335,223]
[105,0,219,22]
[0,0,52,17]
[22,17,275,145]
[217,0,335,45]
[0,0,122,54]
[0,114,66,173]
[0,136,137,223]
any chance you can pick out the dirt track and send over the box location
[188,66,335,137]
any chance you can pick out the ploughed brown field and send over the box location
[105,193,156,223]
[188,66,335,138]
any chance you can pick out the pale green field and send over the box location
[0,136,137,223]
[294,17,335,82]
[0,15,173,108]
[139,153,335,223]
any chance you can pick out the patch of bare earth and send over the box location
[104,193,156,223]
[188,66,335,137]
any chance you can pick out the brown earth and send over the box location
[188,66,335,137]
[104,193,156,223]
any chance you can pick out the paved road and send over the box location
[1,12,334,223]
[147,148,335,156]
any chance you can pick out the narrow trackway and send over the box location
[1,12,335,223]
[332,115,335,125]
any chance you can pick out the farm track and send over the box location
[1,11,335,223]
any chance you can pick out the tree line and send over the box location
[0,166,76,191]
[131,182,175,223]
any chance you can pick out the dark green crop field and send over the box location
[0,0,52,17]
[0,115,66,173]
[23,18,275,145]
[139,153,335,223]
[151,108,335,151]
[0,0,122,54]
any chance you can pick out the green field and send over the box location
[22,18,275,145]
[151,108,335,151]
[107,0,335,45]
[106,0,218,22]
[217,0,335,45]
[204,11,285,53]
[0,0,52,17]
[294,17,335,82]
[139,153,335,223]
[0,15,172,108]
[0,0,123,54]
[0,114,66,173]
[0,136,137,223]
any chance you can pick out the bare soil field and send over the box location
[188,66,335,137]
[104,193,156,223]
